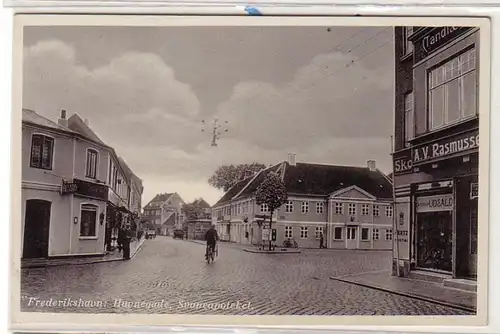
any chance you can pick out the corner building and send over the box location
[393,26,479,281]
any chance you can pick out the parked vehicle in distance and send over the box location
[173,229,185,239]
[146,230,156,239]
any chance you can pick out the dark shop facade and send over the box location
[392,26,480,281]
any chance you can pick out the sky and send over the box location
[23,25,395,206]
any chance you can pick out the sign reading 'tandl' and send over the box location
[416,194,454,213]
[412,129,479,165]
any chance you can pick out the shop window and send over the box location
[404,91,414,146]
[30,134,54,170]
[402,26,414,56]
[80,204,98,237]
[361,204,370,216]
[361,228,370,241]
[335,202,344,215]
[316,202,324,214]
[85,148,98,179]
[373,205,380,217]
[348,203,356,216]
[385,229,393,241]
[300,226,308,239]
[285,200,293,213]
[428,48,477,131]
[301,202,309,214]
[334,227,343,240]
[285,226,293,238]
[373,228,380,240]
[315,226,324,239]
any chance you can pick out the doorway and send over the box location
[346,226,358,249]
[416,211,453,272]
[23,199,51,259]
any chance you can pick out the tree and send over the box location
[255,171,288,250]
[208,163,266,192]
[181,198,209,221]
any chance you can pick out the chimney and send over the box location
[58,109,68,127]
[84,118,89,126]
[367,160,376,171]
[287,153,296,166]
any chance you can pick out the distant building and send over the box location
[21,109,143,259]
[184,199,212,240]
[392,26,479,280]
[143,192,185,235]
[212,155,393,250]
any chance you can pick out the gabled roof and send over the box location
[196,198,211,209]
[22,109,77,134]
[283,162,393,199]
[213,161,393,206]
[118,157,143,193]
[145,193,174,209]
[67,114,106,146]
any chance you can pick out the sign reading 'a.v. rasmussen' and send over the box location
[412,129,479,165]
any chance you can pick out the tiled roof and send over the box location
[196,198,211,209]
[118,157,143,193]
[213,177,253,206]
[145,193,174,208]
[22,109,77,133]
[214,161,393,204]
[282,162,393,199]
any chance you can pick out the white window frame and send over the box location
[260,203,269,213]
[373,228,380,240]
[348,203,356,216]
[333,227,343,240]
[335,202,344,215]
[361,227,370,241]
[316,202,324,214]
[428,48,477,131]
[285,226,293,238]
[385,229,393,241]
[285,200,294,213]
[85,148,99,179]
[300,226,308,239]
[361,204,370,216]
[301,201,309,214]
[79,203,99,239]
[385,205,393,217]
[30,133,55,170]
[315,226,324,239]
[373,205,380,217]
[346,227,357,240]
[404,91,414,147]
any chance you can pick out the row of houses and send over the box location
[211,156,395,250]
[21,109,143,259]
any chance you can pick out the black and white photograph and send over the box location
[11,15,490,328]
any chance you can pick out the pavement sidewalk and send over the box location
[21,236,146,269]
[330,270,476,313]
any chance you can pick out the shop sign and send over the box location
[414,27,472,63]
[416,194,454,213]
[470,182,479,199]
[73,178,109,201]
[393,150,413,175]
[412,130,479,165]
[262,228,270,241]
[60,180,77,195]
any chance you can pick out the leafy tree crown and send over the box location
[255,172,288,212]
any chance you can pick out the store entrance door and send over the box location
[416,211,453,273]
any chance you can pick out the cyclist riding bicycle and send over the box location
[205,224,219,259]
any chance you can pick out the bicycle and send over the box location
[283,237,298,248]
[206,243,218,264]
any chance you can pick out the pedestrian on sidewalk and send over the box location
[319,233,325,249]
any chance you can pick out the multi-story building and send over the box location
[184,199,212,240]
[21,109,143,259]
[212,155,393,249]
[143,192,185,235]
[392,26,479,281]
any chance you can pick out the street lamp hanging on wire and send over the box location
[201,118,228,147]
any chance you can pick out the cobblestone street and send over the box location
[21,237,471,315]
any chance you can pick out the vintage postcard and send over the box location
[10,14,490,330]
